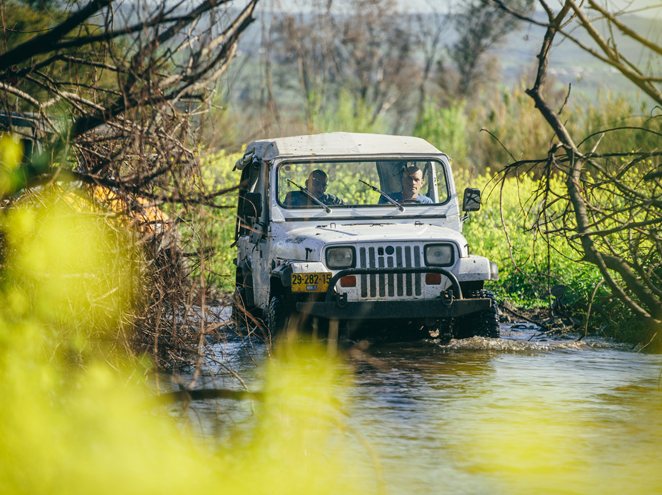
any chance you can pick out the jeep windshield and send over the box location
[277,159,449,209]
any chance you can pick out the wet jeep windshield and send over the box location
[277,159,449,208]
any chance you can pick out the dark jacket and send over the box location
[285,190,344,207]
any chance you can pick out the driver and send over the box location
[380,165,432,204]
[285,169,344,207]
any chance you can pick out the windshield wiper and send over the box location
[286,178,332,213]
[359,179,404,211]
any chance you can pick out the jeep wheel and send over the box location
[455,290,500,339]
[265,295,292,335]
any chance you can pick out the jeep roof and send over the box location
[237,132,445,165]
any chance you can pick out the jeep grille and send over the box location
[357,244,423,299]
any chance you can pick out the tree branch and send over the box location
[523,1,661,322]
[0,0,111,72]
[587,0,662,56]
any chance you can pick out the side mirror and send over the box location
[238,191,262,220]
[462,188,481,212]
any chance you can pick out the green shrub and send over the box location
[189,149,243,292]
[460,169,598,307]
[312,89,388,134]
[414,101,469,167]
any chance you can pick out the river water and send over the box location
[170,320,662,495]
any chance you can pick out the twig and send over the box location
[635,332,658,353]
[579,279,604,341]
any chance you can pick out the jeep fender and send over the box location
[456,255,498,282]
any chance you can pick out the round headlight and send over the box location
[326,247,354,269]
[425,244,454,266]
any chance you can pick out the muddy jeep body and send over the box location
[233,132,499,339]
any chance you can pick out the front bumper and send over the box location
[297,298,492,320]
[295,267,492,320]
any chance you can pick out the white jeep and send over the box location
[232,132,499,340]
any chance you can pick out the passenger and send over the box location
[379,165,432,204]
[285,169,344,207]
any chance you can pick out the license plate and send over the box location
[291,272,332,293]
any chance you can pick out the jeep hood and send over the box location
[271,223,468,263]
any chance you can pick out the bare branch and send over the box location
[587,0,662,56]
[0,81,40,107]
[512,1,662,323]
[0,0,111,72]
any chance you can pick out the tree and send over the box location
[0,0,260,366]
[493,0,661,337]
[445,0,535,98]
[1,0,258,201]
[261,0,422,133]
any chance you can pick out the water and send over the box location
[168,321,662,495]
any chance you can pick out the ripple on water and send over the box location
[423,321,637,354]
[434,335,613,353]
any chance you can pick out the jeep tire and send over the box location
[265,294,292,335]
[455,290,500,339]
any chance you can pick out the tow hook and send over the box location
[336,293,348,308]
[440,290,454,308]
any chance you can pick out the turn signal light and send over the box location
[425,273,442,285]
[340,275,356,287]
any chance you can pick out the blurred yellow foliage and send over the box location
[3,188,137,342]
[91,185,172,237]
[0,173,374,494]
[0,134,22,170]
[0,134,23,196]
